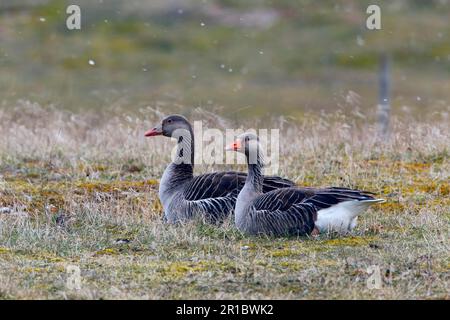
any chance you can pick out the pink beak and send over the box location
[144,125,163,137]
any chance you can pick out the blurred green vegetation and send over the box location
[0,0,449,119]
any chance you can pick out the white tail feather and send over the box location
[315,199,385,233]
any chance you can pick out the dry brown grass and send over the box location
[0,101,449,299]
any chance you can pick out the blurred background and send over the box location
[0,0,449,120]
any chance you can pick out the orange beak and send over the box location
[144,124,163,137]
[226,140,241,151]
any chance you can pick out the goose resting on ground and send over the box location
[226,132,385,236]
[145,115,294,223]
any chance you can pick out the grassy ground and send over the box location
[0,103,448,299]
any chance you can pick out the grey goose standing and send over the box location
[145,115,294,223]
[227,132,385,236]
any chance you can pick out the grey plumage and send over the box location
[231,132,384,236]
[145,115,294,224]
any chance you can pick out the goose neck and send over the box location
[245,150,264,193]
[172,125,195,172]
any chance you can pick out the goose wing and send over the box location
[184,172,295,201]
[247,188,315,235]
[261,175,295,192]
[248,187,376,236]
[252,187,375,213]
[248,201,317,236]
[252,188,309,211]
[183,171,245,201]
[299,187,376,210]
[189,195,237,223]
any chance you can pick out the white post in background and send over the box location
[377,53,391,138]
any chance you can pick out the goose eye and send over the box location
[167,119,172,123]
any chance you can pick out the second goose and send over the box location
[227,132,385,236]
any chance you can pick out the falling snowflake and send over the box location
[356,35,365,46]
[88,59,96,66]
[39,17,46,22]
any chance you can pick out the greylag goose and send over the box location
[227,132,385,236]
[144,115,294,223]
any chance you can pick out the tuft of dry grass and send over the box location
[0,101,449,299]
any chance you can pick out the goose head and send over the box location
[145,114,191,138]
[226,132,262,165]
